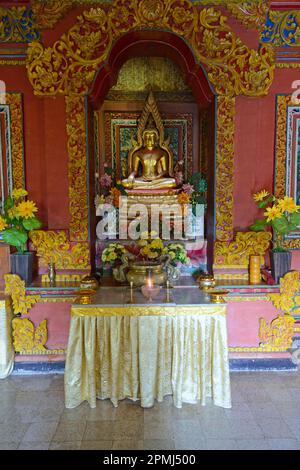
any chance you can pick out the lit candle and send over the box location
[147,277,153,289]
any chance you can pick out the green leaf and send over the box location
[104,166,113,175]
[271,216,290,235]
[249,219,267,231]
[4,196,13,212]
[22,217,43,231]
[2,227,28,248]
[290,211,300,227]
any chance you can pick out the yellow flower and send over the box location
[8,207,18,219]
[150,239,163,250]
[16,200,38,219]
[253,190,269,202]
[178,192,191,205]
[0,216,8,231]
[264,205,282,222]
[277,196,300,214]
[148,251,159,259]
[12,188,28,199]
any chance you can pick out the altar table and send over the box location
[64,288,231,409]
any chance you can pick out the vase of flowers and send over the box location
[101,232,190,286]
[250,190,300,283]
[0,189,42,285]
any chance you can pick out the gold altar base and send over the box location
[126,261,167,287]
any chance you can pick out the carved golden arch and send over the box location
[26,0,275,266]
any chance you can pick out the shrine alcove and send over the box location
[87,30,216,274]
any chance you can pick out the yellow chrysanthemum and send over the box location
[12,188,28,199]
[0,216,8,231]
[178,192,191,205]
[8,207,18,219]
[264,205,282,222]
[16,200,38,219]
[148,251,159,259]
[277,196,300,214]
[253,190,269,202]
[150,239,163,250]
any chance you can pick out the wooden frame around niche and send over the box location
[275,94,300,249]
[95,100,200,183]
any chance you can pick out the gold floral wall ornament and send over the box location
[31,0,73,29]
[29,230,90,269]
[6,93,25,190]
[226,0,269,31]
[261,10,300,48]
[0,6,40,43]
[26,2,275,98]
[214,231,272,266]
[12,317,48,353]
[65,96,89,243]
[259,315,295,350]
[215,96,235,241]
[4,274,40,315]
[258,271,300,351]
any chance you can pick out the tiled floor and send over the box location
[0,370,300,450]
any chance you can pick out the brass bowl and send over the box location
[197,274,216,291]
[208,289,229,303]
[75,289,96,305]
[80,275,99,290]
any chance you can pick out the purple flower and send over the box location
[182,183,195,195]
[100,173,112,189]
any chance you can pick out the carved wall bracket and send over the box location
[12,317,48,354]
[4,274,40,316]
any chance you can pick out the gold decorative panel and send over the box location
[29,230,90,269]
[6,93,25,190]
[214,231,272,267]
[4,274,40,316]
[26,2,275,98]
[12,317,48,354]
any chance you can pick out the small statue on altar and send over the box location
[122,92,178,191]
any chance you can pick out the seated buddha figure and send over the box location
[122,127,177,190]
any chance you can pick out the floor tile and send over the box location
[83,421,115,441]
[22,421,59,442]
[49,441,82,450]
[18,441,50,450]
[267,439,300,450]
[0,421,29,442]
[81,440,113,450]
[257,417,296,439]
[112,420,144,440]
[53,421,86,442]
[0,442,19,450]
[236,440,271,450]
[205,439,239,450]
[112,440,144,450]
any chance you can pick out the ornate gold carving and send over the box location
[0,6,40,43]
[26,2,275,98]
[215,96,235,241]
[261,10,300,47]
[41,274,82,283]
[259,315,295,350]
[110,57,189,93]
[214,231,272,267]
[258,271,300,351]
[31,0,73,29]
[6,93,25,190]
[29,230,90,269]
[65,96,89,242]
[228,295,269,302]
[268,270,300,313]
[18,348,66,356]
[12,317,48,353]
[226,1,269,30]
[4,274,40,315]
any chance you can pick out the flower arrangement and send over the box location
[163,243,190,265]
[0,189,42,253]
[101,233,190,266]
[96,165,127,209]
[250,190,300,251]
[178,172,207,214]
[101,243,127,264]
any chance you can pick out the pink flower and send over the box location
[100,173,112,188]
[182,183,195,195]
[175,171,183,186]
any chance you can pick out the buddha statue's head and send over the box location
[142,128,159,150]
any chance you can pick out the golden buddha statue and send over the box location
[122,127,176,190]
[122,92,178,191]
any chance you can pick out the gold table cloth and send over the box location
[65,300,231,409]
[0,298,14,379]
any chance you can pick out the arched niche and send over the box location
[87,30,216,273]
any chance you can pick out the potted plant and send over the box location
[250,190,300,283]
[0,189,42,285]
